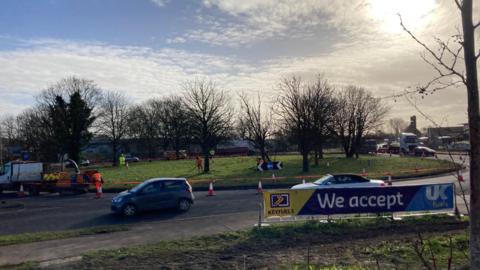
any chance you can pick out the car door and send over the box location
[349,175,372,187]
[134,182,164,211]
[159,180,185,208]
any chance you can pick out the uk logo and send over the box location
[426,185,448,201]
[270,194,290,208]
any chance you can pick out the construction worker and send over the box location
[92,171,104,199]
[195,156,203,173]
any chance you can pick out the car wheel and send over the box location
[122,204,137,217]
[178,199,191,212]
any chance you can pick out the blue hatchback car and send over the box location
[111,178,194,216]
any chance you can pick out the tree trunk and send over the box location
[203,149,210,173]
[318,144,324,159]
[264,152,271,162]
[461,0,480,267]
[302,151,309,172]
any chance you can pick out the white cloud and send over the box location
[149,0,169,7]
[0,0,473,127]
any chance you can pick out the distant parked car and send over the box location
[414,146,436,157]
[291,174,385,190]
[111,178,194,216]
[377,144,388,153]
[125,155,140,163]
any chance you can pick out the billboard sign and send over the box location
[263,183,454,218]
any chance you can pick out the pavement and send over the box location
[0,153,472,267]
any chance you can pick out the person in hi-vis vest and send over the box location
[92,171,104,199]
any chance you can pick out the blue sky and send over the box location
[0,0,472,127]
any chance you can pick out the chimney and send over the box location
[410,116,417,130]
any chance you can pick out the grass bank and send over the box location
[99,154,456,189]
[38,215,469,270]
[0,225,129,247]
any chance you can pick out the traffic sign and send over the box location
[257,161,283,171]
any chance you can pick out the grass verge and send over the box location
[0,225,129,247]
[99,154,456,189]
[55,215,468,270]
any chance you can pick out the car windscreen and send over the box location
[130,181,151,193]
[313,175,333,185]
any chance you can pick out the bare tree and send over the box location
[400,0,479,266]
[97,91,130,166]
[159,96,191,159]
[37,76,101,111]
[309,75,337,165]
[0,116,18,145]
[16,107,57,161]
[334,86,389,158]
[238,93,273,162]
[388,117,409,138]
[183,79,233,173]
[127,100,163,159]
[277,76,316,172]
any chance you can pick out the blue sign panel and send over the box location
[296,184,454,215]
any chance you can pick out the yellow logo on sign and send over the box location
[270,194,289,208]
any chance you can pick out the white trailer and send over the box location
[0,161,92,195]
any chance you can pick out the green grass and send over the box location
[57,215,468,270]
[0,225,129,247]
[99,154,456,188]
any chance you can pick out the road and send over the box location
[0,154,469,236]
[0,190,262,235]
[0,154,471,266]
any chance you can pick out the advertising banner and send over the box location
[263,183,455,218]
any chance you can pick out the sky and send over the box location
[0,0,476,128]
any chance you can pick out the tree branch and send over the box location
[399,15,466,84]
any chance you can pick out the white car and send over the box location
[291,174,385,190]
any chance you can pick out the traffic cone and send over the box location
[257,180,263,194]
[18,184,26,197]
[207,181,216,196]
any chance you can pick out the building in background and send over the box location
[403,116,422,137]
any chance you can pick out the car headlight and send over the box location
[112,197,124,203]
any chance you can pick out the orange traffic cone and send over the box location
[18,184,26,197]
[257,180,263,194]
[207,181,216,196]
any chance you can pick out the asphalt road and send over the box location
[0,153,470,236]
[0,190,263,236]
